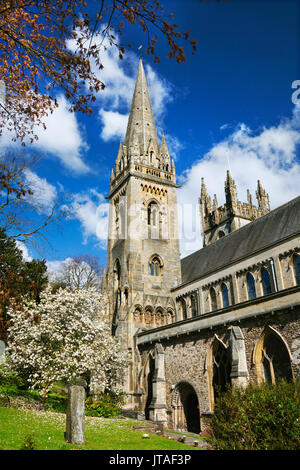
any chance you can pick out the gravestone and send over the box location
[65,379,86,445]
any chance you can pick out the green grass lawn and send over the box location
[0,407,199,450]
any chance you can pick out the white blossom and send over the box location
[6,286,128,397]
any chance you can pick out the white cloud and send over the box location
[0,95,90,175]
[24,169,58,215]
[177,105,300,258]
[46,257,73,281]
[69,189,109,248]
[99,110,129,142]
[33,95,90,174]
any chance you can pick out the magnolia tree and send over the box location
[6,286,127,398]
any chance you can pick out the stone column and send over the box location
[197,288,202,315]
[149,343,167,424]
[228,326,249,388]
[231,273,239,304]
[273,255,284,291]
[65,379,86,445]
[198,286,205,315]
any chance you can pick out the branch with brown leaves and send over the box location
[0,0,197,142]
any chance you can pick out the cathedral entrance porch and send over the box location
[171,382,201,434]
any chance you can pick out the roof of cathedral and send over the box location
[124,58,159,154]
[180,195,300,287]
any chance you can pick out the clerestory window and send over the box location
[221,283,230,308]
[246,273,256,300]
[261,268,272,295]
[293,254,300,285]
[210,287,218,311]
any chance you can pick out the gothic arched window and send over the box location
[246,273,256,300]
[293,254,300,285]
[155,309,165,327]
[191,294,197,317]
[210,287,217,311]
[133,306,142,323]
[221,283,229,308]
[149,256,162,276]
[147,201,158,226]
[167,309,175,324]
[114,259,121,285]
[261,268,272,295]
[144,308,153,326]
[258,329,293,384]
[181,298,187,320]
[212,340,231,401]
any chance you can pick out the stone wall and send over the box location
[137,306,300,432]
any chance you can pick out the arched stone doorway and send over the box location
[172,382,200,434]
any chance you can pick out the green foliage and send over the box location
[0,228,48,340]
[0,228,23,269]
[0,364,24,388]
[22,259,48,302]
[85,391,127,418]
[0,366,67,413]
[207,379,300,450]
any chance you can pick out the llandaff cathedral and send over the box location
[101,59,300,433]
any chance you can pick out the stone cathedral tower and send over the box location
[103,59,182,405]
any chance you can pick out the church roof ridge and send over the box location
[180,195,300,286]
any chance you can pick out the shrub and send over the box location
[0,365,67,412]
[85,391,127,418]
[207,379,300,450]
[21,433,36,450]
[0,364,25,388]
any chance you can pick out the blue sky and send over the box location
[1,0,300,274]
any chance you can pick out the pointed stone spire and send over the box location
[115,141,124,174]
[200,177,212,215]
[110,168,115,182]
[200,177,208,200]
[225,170,238,208]
[247,189,253,206]
[124,58,159,159]
[159,134,171,170]
[256,180,270,211]
[213,194,218,210]
[160,134,169,158]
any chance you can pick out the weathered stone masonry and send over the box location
[102,59,300,433]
